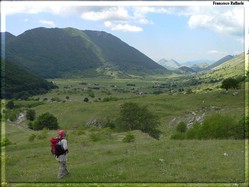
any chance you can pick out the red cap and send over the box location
[58,130,65,138]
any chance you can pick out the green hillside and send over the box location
[4,27,168,78]
[84,30,168,75]
[184,52,246,91]
[204,55,234,70]
[1,59,57,99]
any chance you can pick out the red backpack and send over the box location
[50,137,64,157]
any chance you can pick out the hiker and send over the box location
[56,130,69,179]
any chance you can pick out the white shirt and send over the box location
[56,139,68,162]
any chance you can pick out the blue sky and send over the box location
[1,1,247,63]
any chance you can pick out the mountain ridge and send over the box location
[157,59,181,70]
[4,27,169,78]
[204,55,234,71]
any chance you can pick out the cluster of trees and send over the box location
[2,59,57,100]
[117,102,161,139]
[91,102,161,139]
[27,110,59,130]
[171,114,248,140]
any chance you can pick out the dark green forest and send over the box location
[1,59,57,99]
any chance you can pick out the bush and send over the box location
[236,116,249,139]
[171,132,185,140]
[186,89,193,94]
[28,134,36,142]
[102,118,116,129]
[118,102,161,139]
[171,114,244,140]
[176,122,187,133]
[26,109,36,121]
[185,122,201,139]
[31,112,59,130]
[6,100,15,109]
[198,114,238,139]
[83,97,89,102]
[37,128,49,139]
[122,132,135,143]
[221,78,239,90]
[1,138,12,147]
[7,111,17,121]
[89,132,101,142]
[102,97,118,102]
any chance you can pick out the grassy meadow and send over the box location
[2,76,248,186]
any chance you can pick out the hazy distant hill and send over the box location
[182,59,212,67]
[157,59,180,70]
[4,27,168,78]
[1,59,56,99]
[204,55,234,71]
[191,63,210,72]
[178,66,196,73]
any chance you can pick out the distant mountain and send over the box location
[191,63,210,72]
[157,59,180,70]
[182,59,213,67]
[4,27,168,78]
[204,55,234,70]
[178,66,196,73]
[1,59,57,99]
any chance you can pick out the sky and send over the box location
[1,1,248,63]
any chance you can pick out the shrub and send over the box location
[83,97,89,102]
[72,126,86,136]
[26,109,36,121]
[122,132,135,143]
[186,89,193,94]
[236,116,249,139]
[171,132,185,140]
[182,114,242,140]
[171,114,244,140]
[89,132,101,142]
[87,90,95,98]
[7,111,17,122]
[28,134,36,142]
[28,121,33,129]
[1,138,12,147]
[198,114,238,139]
[185,122,201,139]
[6,100,15,109]
[102,118,116,129]
[221,78,239,90]
[176,122,187,133]
[102,97,118,102]
[51,97,61,102]
[37,128,49,139]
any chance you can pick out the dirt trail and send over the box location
[8,112,33,132]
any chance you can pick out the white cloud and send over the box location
[81,7,130,21]
[2,2,73,16]
[207,50,225,54]
[187,7,244,36]
[39,20,56,27]
[2,2,244,35]
[104,21,142,32]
